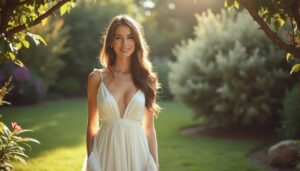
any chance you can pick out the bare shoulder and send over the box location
[88,68,102,86]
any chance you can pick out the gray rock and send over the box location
[267,140,300,167]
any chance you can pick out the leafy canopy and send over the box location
[0,0,76,67]
[225,0,300,73]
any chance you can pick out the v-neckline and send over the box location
[101,82,140,119]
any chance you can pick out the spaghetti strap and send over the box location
[83,67,156,171]
[92,68,103,83]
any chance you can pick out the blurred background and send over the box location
[0,0,300,170]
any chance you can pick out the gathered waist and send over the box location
[100,118,142,126]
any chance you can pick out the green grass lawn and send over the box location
[0,98,266,171]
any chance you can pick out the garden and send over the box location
[0,0,300,171]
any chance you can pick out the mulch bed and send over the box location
[181,124,299,171]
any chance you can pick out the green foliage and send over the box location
[57,0,139,94]
[20,18,69,87]
[141,0,224,58]
[0,1,70,169]
[0,64,47,105]
[290,64,300,74]
[224,0,300,72]
[279,84,300,139]
[224,0,296,31]
[0,122,40,171]
[0,78,39,170]
[143,17,184,58]
[169,9,289,125]
[0,77,13,106]
[0,0,76,67]
[152,58,173,100]
[55,77,79,96]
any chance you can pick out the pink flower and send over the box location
[11,122,22,132]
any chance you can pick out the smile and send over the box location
[120,48,131,52]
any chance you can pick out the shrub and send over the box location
[0,121,40,171]
[0,63,47,105]
[0,78,39,171]
[168,9,289,125]
[54,77,80,96]
[0,77,13,106]
[20,18,69,87]
[279,84,300,139]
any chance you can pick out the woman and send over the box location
[83,15,160,171]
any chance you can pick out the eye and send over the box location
[114,36,121,40]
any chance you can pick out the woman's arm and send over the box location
[143,108,159,168]
[142,74,159,168]
[86,70,100,156]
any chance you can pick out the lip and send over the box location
[120,48,131,52]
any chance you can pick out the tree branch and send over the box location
[239,0,300,59]
[5,0,71,38]
[0,1,16,34]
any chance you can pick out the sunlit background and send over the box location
[0,0,299,171]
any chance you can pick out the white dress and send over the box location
[82,69,157,171]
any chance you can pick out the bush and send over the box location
[168,9,289,125]
[0,64,47,105]
[279,84,300,139]
[0,121,40,171]
[0,78,40,170]
[20,18,69,87]
[54,77,80,96]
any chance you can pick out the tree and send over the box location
[20,18,69,87]
[0,0,76,67]
[138,0,224,58]
[224,0,300,73]
[0,0,76,168]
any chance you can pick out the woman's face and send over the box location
[111,24,136,60]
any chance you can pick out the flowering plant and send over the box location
[0,63,47,105]
[0,78,40,170]
[0,121,40,171]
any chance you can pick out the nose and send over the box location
[121,37,128,46]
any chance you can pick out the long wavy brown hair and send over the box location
[99,14,161,115]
